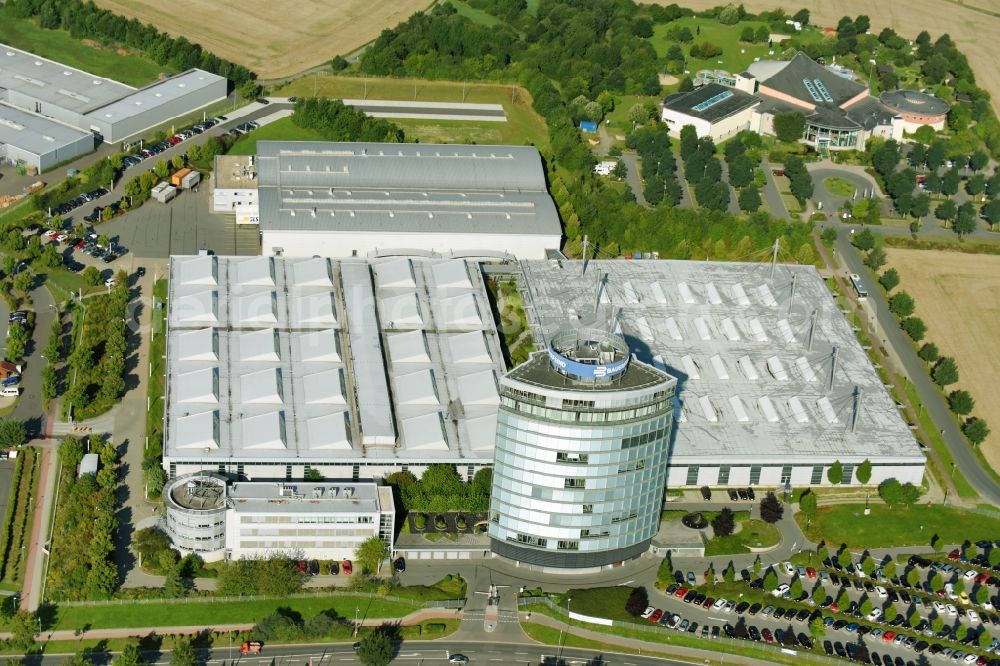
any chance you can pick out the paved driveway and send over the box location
[92,188,259,258]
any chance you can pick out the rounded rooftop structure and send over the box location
[548,327,629,383]
[489,328,677,570]
[880,90,950,123]
[164,472,228,556]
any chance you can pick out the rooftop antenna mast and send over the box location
[828,346,839,392]
[769,238,780,280]
[594,272,608,315]
[851,386,864,433]
[807,309,819,352]
[788,273,798,314]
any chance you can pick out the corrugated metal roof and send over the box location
[255,141,561,236]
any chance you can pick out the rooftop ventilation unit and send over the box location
[677,281,696,304]
[705,282,722,305]
[730,284,751,307]
[737,355,758,380]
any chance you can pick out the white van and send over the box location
[0,386,20,397]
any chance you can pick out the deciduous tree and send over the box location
[932,357,959,386]
[947,390,975,416]
[963,417,991,445]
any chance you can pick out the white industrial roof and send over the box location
[0,102,93,156]
[253,141,562,241]
[0,42,131,113]
[82,69,225,125]
[518,259,924,465]
[164,255,505,465]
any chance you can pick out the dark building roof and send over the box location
[662,83,759,123]
[845,96,898,130]
[880,90,950,117]
[757,52,866,107]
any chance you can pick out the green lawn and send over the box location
[561,587,636,623]
[648,19,823,75]
[797,503,1000,548]
[824,177,857,197]
[447,0,503,26]
[51,595,421,631]
[227,117,327,156]
[388,574,467,602]
[704,519,781,556]
[274,76,549,149]
[0,10,166,87]
[525,602,829,666]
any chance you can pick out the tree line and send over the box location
[384,464,491,513]
[854,231,990,446]
[3,0,256,87]
[47,436,119,600]
[291,98,406,144]
[64,281,129,420]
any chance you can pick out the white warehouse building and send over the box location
[0,102,95,172]
[162,254,507,481]
[517,259,926,488]
[221,141,562,260]
[0,42,227,151]
[163,473,394,562]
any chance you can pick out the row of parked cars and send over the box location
[50,187,109,217]
[33,226,128,265]
[126,118,225,165]
[228,120,260,137]
[698,486,757,501]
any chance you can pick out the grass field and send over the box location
[658,0,1000,118]
[51,595,421,631]
[648,16,822,75]
[274,76,549,148]
[704,519,781,556]
[228,117,327,155]
[824,177,857,197]
[885,248,1000,470]
[0,10,165,86]
[448,0,503,27]
[797,503,1000,548]
[90,0,433,80]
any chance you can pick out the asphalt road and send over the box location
[12,279,56,439]
[36,640,692,666]
[832,227,1000,505]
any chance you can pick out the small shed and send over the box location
[170,168,192,187]
[152,182,178,203]
[78,453,99,478]
[0,361,20,380]
[180,170,201,189]
[579,120,598,132]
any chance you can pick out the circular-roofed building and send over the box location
[164,472,228,558]
[488,327,677,570]
[880,90,950,131]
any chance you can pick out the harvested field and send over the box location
[885,248,1000,470]
[660,0,1000,117]
[90,0,433,80]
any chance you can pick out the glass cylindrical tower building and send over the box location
[489,327,676,569]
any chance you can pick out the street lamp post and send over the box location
[559,596,572,658]
[354,606,360,638]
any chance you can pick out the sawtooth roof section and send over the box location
[174,328,218,362]
[303,412,352,451]
[237,328,280,362]
[431,259,474,291]
[387,330,431,364]
[174,411,220,450]
[400,412,448,452]
[446,331,492,364]
[241,411,287,450]
[291,257,333,287]
[293,329,341,363]
[374,258,416,289]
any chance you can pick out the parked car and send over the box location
[700,486,711,501]
[342,560,353,575]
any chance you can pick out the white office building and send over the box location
[163,473,394,562]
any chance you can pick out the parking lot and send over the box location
[93,187,259,258]
[639,544,1000,666]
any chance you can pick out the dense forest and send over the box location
[358,0,815,262]
[4,0,256,86]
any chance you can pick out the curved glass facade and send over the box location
[488,342,675,568]
[164,474,228,555]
